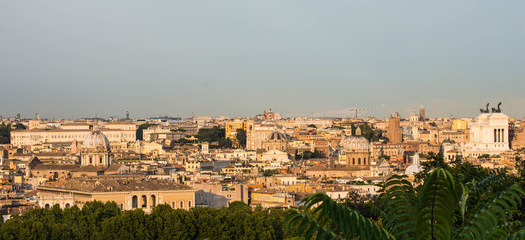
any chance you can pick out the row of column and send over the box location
[494,128,505,143]
[131,195,157,209]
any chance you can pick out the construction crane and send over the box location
[348,108,376,119]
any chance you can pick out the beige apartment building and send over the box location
[37,176,196,212]
[275,119,333,129]
[246,122,279,150]
[193,183,249,208]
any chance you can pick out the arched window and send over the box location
[358,158,361,164]
[99,157,103,164]
[363,158,366,165]
[352,158,355,165]
[188,201,192,208]
[120,203,123,210]
[89,157,92,164]
[132,196,138,209]
[65,203,70,208]
[45,204,50,209]
[172,201,175,209]
[141,195,147,208]
[151,195,156,207]
[180,201,184,209]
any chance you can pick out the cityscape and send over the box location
[1,1,524,239]
[1,105,525,238]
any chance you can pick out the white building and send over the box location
[462,112,510,157]
[11,127,136,147]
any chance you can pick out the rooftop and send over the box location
[39,177,192,192]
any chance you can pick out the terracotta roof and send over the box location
[254,188,280,194]
[306,165,369,171]
[32,164,82,171]
[39,177,192,192]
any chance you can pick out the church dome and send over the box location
[340,135,370,151]
[405,153,423,175]
[82,126,110,150]
[405,164,424,175]
[267,131,288,141]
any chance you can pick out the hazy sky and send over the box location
[1,1,524,120]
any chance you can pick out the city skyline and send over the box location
[1,101,522,121]
[1,1,524,119]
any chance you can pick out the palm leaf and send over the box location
[454,184,525,240]
[502,227,525,240]
[377,174,417,239]
[286,193,395,240]
[415,168,457,240]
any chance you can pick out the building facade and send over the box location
[37,176,196,213]
[463,113,510,157]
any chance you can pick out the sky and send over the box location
[1,1,524,120]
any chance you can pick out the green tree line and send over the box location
[0,201,297,240]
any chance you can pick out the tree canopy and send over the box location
[136,123,157,141]
[236,129,247,149]
[195,126,234,149]
[0,202,296,240]
[0,123,25,144]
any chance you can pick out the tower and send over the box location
[387,110,403,144]
[419,103,426,121]
[409,109,419,122]
[126,111,130,121]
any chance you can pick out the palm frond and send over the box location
[454,184,525,240]
[286,193,395,240]
[502,227,525,240]
[378,174,417,239]
[285,208,337,240]
[415,168,457,240]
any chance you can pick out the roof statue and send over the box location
[491,102,502,113]
[479,102,502,114]
[480,103,490,113]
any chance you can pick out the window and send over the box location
[151,195,156,207]
[132,196,138,209]
[188,201,192,208]
[141,195,147,208]
[180,201,184,209]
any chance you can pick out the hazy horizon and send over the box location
[1,1,524,120]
